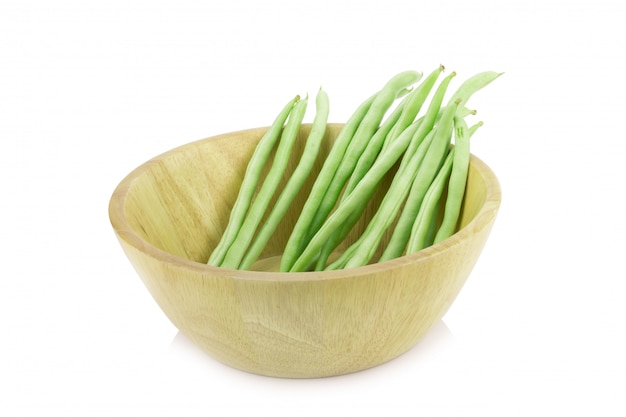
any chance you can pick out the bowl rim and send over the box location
[109,125,501,282]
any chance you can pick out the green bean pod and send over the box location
[342,66,442,200]
[279,93,377,272]
[302,71,422,249]
[208,95,299,266]
[406,148,455,253]
[378,73,499,262]
[447,71,504,109]
[325,237,358,270]
[220,96,309,269]
[381,65,444,152]
[339,97,407,200]
[342,98,459,269]
[311,103,408,271]
[315,116,431,270]
[239,89,330,270]
[328,125,434,269]
[433,115,471,244]
[410,71,502,251]
[288,120,422,272]
[330,72,457,269]
[378,103,462,262]
[469,121,484,136]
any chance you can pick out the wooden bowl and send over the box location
[109,124,501,378]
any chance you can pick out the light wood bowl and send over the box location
[109,124,501,378]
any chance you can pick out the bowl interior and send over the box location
[112,124,494,271]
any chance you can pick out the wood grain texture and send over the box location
[109,124,501,378]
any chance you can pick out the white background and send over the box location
[2,0,625,415]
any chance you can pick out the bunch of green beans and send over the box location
[208,68,501,271]
[208,91,329,269]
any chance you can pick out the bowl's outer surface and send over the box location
[109,124,501,378]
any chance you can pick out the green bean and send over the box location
[325,123,432,269]
[390,72,456,184]
[302,71,422,250]
[238,89,330,270]
[378,103,461,262]
[340,97,407,199]
[423,189,444,248]
[318,68,443,270]
[448,71,504,109]
[460,107,477,117]
[343,66,442,199]
[208,95,299,266]
[314,112,436,271]
[386,115,482,261]
[418,119,485,251]
[327,72,456,269]
[434,115,471,244]
[325,236,358,270]
[433,120,482,247]
[406,148,455,253]
[279,93,377,272]
[381,65,444,152]
[469,120,483,136]
[316,235,343,270]
[280,71,420,272]
[378,75,499,262]
[318,71,456,267]
[404,73,502,252]
[315,115,422,271]
[220,96,309,269]
[342,97,459,269]
[288,120,422,272]
[311,100,409,271]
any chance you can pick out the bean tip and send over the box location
[439,64,445,72]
